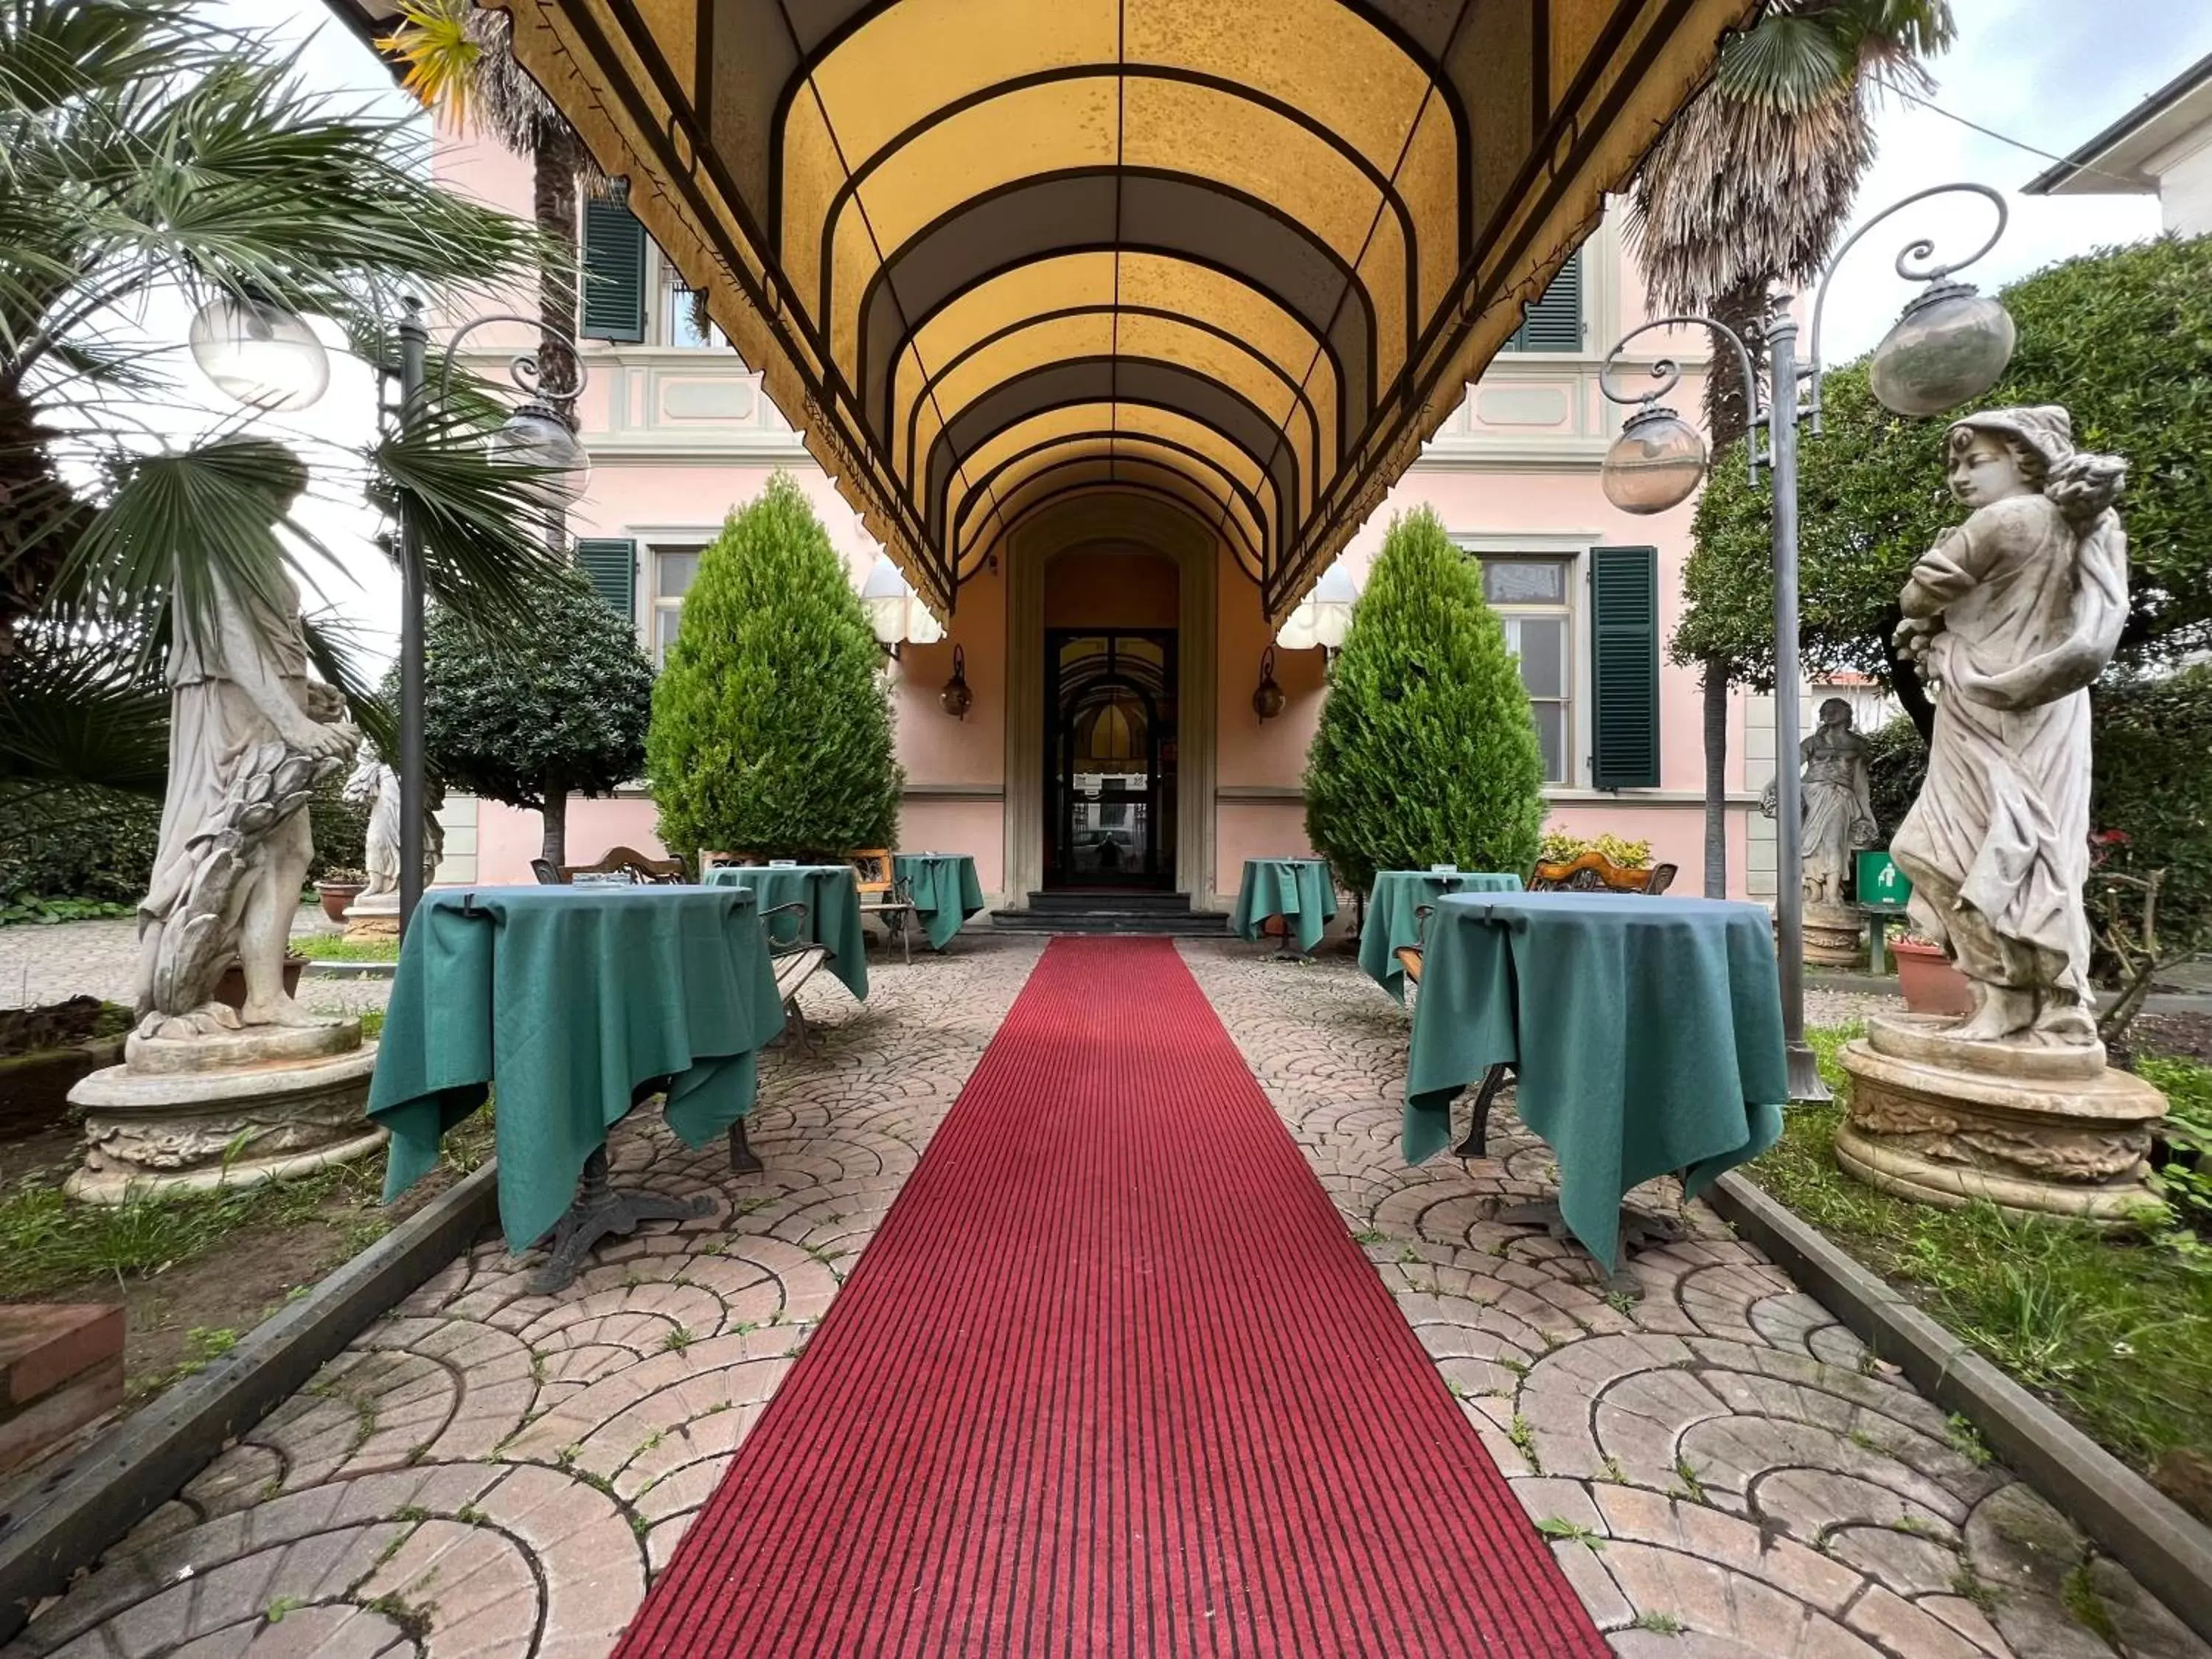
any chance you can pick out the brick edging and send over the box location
[1705,1170,2212,1644]
[0,1162,498,1644]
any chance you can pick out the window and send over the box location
[651,546,704,664]
[659,268,728,349]
[1478,556,1573,784]
[1503,248,1582,352]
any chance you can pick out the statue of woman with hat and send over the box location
[1889,406,2128,1046]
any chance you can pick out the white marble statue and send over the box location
[1889,406,2128,1047]
[1801,698,1878,911]
[344,745,442,900]
[133,446,360,1037]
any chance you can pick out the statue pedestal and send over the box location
[1834,1015,2168,1225]
[342,891,400,942]
[1803,902,1865,967]
[65,1020,382,1203]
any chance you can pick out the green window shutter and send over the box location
[574,538,637,620]
[580,198,647,343]
[1507,249,1583,352]
[1589,544,1660,789]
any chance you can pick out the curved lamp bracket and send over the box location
[1805,182,2008,432]
[1598,314,1767,484]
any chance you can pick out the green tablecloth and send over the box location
[703,864,869,998]
[1404,891,1788,1268]
[1228,858,1338,954]
[895,852,985,950]
[1358,869,1525,1001]
[370,886,787,1251]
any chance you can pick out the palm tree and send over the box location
[0,0,563,801]
[378,1,597,482]
[1629,0,1954,897]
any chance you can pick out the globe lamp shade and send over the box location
[188,293,330,412]
[491,402,591,503]
[1251,646,1287,720]
[1868,282,2017,418]
[940,644,973,717]
[1601,406,1707,515]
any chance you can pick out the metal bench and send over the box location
[849,848,914,963]
[728,897,831,1175]
[1397,850,1679,1158]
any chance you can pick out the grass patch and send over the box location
[291,934,400,961]
[1742,1023,2212,1476]
[0,1100,494,1301]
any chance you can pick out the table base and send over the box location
[727,1116,764,1175]
[1492,1197,1685,1303]
[532,1146,714,1295]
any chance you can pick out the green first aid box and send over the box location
[1856,849,1911,911]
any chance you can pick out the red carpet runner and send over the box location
[619,936,1609,1656]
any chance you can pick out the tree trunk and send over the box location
[532,122,581,554]
[540,783,568,867]
[0,386,89,649]
[1702,655,1728,895]
[1691,273,1773,897]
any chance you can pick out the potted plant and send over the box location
[1891,931,1974,1017]
[315,867,367,923]
[212,955,308,1010]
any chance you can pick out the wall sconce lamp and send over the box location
[1251,645,1286,722]
[939,644,973,718]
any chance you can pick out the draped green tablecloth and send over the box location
[370,886,787,1251]
[894,852,986,950]
[1403,891,1788,1268]
[703,864,869,998]
[1358,869,1525,1001]
[1228,858,1338,954]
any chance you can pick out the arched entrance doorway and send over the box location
[1046,630,1175,888]
[1042,544,1178,888]
[1004,498,1218,911]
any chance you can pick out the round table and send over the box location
[894,852,986,950]
[1229,858,1338,955]
[1358,869,1523,1001]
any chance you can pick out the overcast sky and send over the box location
[212,0,2205,661]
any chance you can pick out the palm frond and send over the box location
[368,396,567,633]
[0,622,169,793]
[1630,0,1953,312]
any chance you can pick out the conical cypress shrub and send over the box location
[1302,507,1545,894]
[648,474,902,858]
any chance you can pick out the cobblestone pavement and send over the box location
[1179,940,2207,1659]
[9,932,2205,1658]
[0,911,394,1020]
[4,935,1043,1659]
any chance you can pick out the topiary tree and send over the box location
[414,569,655,866]
[1303,507,1545,894]
[1679,235,2212,739]
[647,474,901,860]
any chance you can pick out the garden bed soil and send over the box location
[0,1128,487,1429]
[0,1000,131,1144]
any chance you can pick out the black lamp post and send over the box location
[1595,183,2017,1102]
[192,293,591,932]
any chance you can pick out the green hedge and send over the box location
[0,768,372,910]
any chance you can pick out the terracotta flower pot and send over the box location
[1891,938,1974,1018]
[316,881,365,923]
[212,954,308,1011]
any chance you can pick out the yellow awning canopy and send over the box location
[495,0,1755,619]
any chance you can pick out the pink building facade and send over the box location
[433,136,1775,914]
